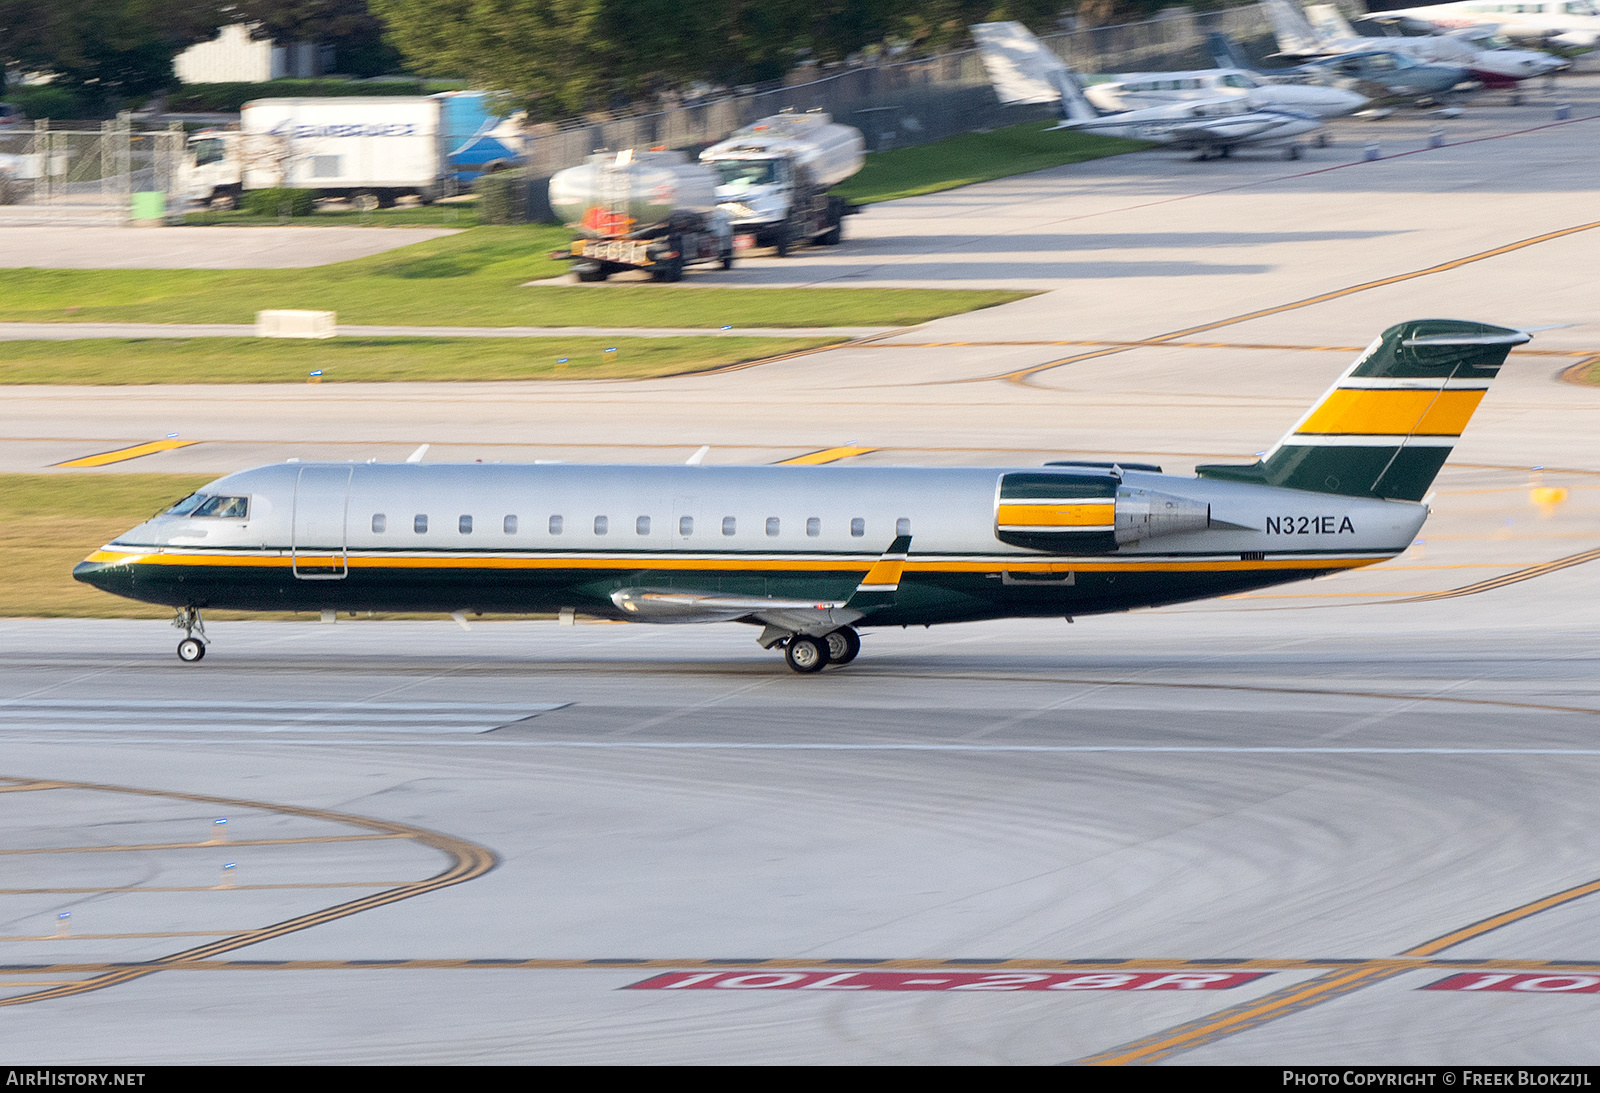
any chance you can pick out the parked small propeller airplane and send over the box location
[1078,65,1368,117]
[74,320,1530,672]
[970,20,1330,160]
[1207,32,1470,107]
[1366,0,1600,52]
[1265,0,1567,89]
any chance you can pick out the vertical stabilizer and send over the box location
[1206,32,1258,72]
[1305,3,1358,41]
[1195,320,1530,501]
[970,21,1099,122]
[1260,0,1327,54]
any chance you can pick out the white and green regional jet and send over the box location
[76,320,1528,672]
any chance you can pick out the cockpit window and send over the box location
[166,493,206,515]
[192,495,249,518]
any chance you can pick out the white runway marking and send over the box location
[0,699,567,733]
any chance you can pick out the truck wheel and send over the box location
[377,190,398,209]
[774,223,792,257]
[575,264,609,283]
[720,248,734,270]
[211,186,240,211]
[651,256,683,283]
[353,190,379,213]
[818,198,845,245]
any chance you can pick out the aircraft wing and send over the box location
[607,535,912,634]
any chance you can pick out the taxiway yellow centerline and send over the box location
[965,220,1600,386]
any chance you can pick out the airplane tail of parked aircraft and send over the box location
[1196,319,1528,501]
[969,21,1099,123]
[1305,3,1359,41]
[1261,0,1327,54]
[1206,31,1259,72]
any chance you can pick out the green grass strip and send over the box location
[834,122,1151,205]
[0,336,838,384]
[0,226,1029,328]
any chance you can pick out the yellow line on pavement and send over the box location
[972,220,1600,386]
[53,439,196,468]
[0,833,408,855]
[775,446,878,466]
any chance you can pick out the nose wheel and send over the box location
[171,607,208,663]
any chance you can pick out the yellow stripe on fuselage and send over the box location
[995,501,1114,528]
[1297,388,1485,437]
[82,548,1387,575]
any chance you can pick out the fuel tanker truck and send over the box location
[699,109,865,256]
[549,149,733,282]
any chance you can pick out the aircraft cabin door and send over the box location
[292,465,352,579]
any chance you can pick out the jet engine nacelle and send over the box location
[1113,486,1212,544]
[994,472,1210,552]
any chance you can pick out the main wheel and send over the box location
[784,636,829,674]
[824,627,860,665]
[177,638,206,663]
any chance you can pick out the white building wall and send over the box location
[173,24,275,84]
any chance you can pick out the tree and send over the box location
[369,0,607,117]
[227,0,403,77]
[0,0,229,96]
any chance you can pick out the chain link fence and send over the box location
[0,121,187,226]
[521,4,1280,182]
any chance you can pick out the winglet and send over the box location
[846,535,911,610]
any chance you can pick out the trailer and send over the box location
[549,150,733,282]
[699,110,865,255]
[185,92,519,210]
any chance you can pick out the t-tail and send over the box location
[1195,319,1529,502]
[1261,0,1327,55]
[970,21,1100,125]
[1304,3,1358,41]
[1206,32,1262,74]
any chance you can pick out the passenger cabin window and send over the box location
[896,517,911,536]
[679,516,693,536]
[371,514,386,533]
[722,516,736,536]
[594,515,608,535]
[549,515,563,535]
[193,495,249,518]
[636,515,650,535]
[765,517,780,537]
[850,518,865,538]
[414,514,428,533]
[503,515,517,534]
[806,517,820,537]
[459,515,473,534]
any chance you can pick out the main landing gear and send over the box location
[779,626,860,674]
[172,606,207,663]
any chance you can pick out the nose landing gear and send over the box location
[172,607,207,663]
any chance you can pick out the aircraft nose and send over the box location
[73,554,134,595]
